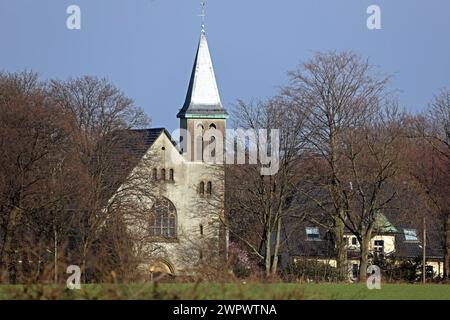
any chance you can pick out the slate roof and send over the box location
[287,227,336,259]
[100,128,172,203]
[122,128,172,156]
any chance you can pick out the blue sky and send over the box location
[1,0,449,131]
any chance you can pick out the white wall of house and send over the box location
[370,235,396,254]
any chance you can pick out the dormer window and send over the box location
[404,229,419,241]
[306,227,320,240]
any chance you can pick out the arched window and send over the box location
[196,124,204,161]
[207,124,218,159]
[149,198,177,238]
[210,136,216,158]
[161,169,166,180]
[199,181,205,195]
[169,169,174,181]
[207,181,212,195]
[152,168,158,180]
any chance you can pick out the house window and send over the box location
[169,169,174,181]
[352,264,359,279]
[149,198,177,239]
[404,229,419,241]
[199,182,205,195]
[306,227,320,240]
[200,224,204,236]
[352,237,358,245]
[426,265,434,279]
[373,240,384,253]
[161,169,166,180]
[153,168,158,180]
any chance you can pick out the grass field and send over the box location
[1,283,450,300]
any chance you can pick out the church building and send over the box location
[115,25,228,277]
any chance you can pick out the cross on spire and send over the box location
[199,1,206,34]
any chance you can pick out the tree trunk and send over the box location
[0,207,22,283]
[270,216,282,275]
[358,235,371,282]
[334,213,347,281]
[264,228,271,277]
[81,242,88,283]
[444,210,450,278]
[54,227,58,284]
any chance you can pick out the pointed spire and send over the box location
[177,31,228,119]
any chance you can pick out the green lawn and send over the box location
[1,283,449,300]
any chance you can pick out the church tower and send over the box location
[177,21,228,162]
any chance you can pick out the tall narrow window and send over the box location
[200,224,204,237]
[207,181,212,195]
[169,213,176,237]
[210,136,216,158]
[196,124,204,162]
[352,264,359,279]
[153,168,158,180]
[161,169,166,180]
[209,124,217,159]
[199,181,205,195]
[169,169,174,181]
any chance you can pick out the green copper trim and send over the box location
[183,114,229,119]
[374,212,399,233]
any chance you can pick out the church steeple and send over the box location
[177,11,228,119]
[178,2,227,162]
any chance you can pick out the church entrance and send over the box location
[148,259,175,281]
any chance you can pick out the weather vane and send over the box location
[199,1,206,34]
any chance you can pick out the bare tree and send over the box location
[47,76,153,282]
[339,105,403,281]
[226,97,307,277]
[415,88,450,278]
[283,51,390,279]
[0,71,77,283]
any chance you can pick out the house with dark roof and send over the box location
[282,212,445,281]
